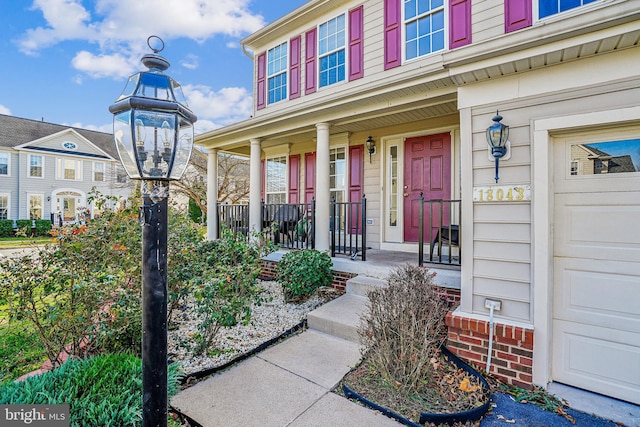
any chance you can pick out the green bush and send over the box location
[275,249,333,302]
[34,219,52,236]
[190,229,262,355]
[0,220,13,237]
[0,353,182,427]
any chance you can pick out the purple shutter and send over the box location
[256,52,266,109]
[348,145,364,234]
[305,29,317,95]
[449,0,472,49]
[289,36,301,99]
[383,0,401,70]
[348,5,364,81]
[304,152,316,203]
[505,0,532,33]
[288,154,300,203]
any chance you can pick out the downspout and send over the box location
[241,43,254,60]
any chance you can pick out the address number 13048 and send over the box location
[473,185,531,202]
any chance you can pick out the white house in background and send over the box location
[195,0,640,404]
[0,114,132,224]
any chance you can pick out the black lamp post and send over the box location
[109,36,197,427]
[485,111,509,183]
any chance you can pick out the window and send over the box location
[539,0,597,18]
[29,155,43,178]
[404,0,445,60]
[266,156,287,204]
[267,42,288,104]
[569,139,640,175]
[0,194,8,219]
[57,158,83,180]
[29,194,43,220]
[0,152,9,176]
[330,147,347,202]
[389,146,399,226]
[319,14,346,87]
[93,161,106,182]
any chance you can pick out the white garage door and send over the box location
[553,134,640,405]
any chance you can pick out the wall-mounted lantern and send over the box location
[365,136,376,163]
[486,111,509,183]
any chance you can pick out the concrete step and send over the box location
[307,294,368,343]
[346,275,387,297]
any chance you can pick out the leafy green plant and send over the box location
[0,220,13,237]
[0,353,182,427]
[275,249,333,302]
[190,230,262,355]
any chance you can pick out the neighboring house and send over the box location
[0,114,132,224]
[195,0,640,404]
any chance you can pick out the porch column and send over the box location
[206,148,218,241]
[315,123,331,251]
[249,138,263,236]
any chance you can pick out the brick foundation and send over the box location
[446,312,534,389]
[260,259,357,291]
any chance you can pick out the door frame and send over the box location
[380,128,457,248]
[531,105,640,388]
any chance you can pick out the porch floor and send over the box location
[264,249,461,290]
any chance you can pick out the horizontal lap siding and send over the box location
[472,0,505,43]
[471,108,532,322]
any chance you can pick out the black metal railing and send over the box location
[261,200,315,249]
[331,195,367,261]
[418,195,461,266]
[217,203,249,239]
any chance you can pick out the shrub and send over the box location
[358,264,449,394]
[34,219,52,236]
[190,230,262,355]
[0,220,13,237]
[275,249,333,302]
[0,353,182,427]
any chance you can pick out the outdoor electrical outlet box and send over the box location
[484,299,502,311]
[366,218,374,225]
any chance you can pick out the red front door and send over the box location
[403,133,451,242]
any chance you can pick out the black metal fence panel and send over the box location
[331,196,367,261]
[418,196,461,266]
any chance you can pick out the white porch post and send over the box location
[249,138,263,236]
[206,148,218,241]
[315,123,331,251]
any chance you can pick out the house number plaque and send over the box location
[473,185,531,202]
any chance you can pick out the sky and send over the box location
[0,0,310,135]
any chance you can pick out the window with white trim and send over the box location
[57,158,83,181]
[404,0,445,60]
[93,161,106,182]
[539,0,597,19]
[29,154,44,178]
[267,42,288,104]
[265,156,287,204]
[29,194,43,220]
[319,14,346,87]
[0,194,8,219]
[329,147,346,203]
[0,152,9,176]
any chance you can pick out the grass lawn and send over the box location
[0,237,54,249]
[0,319,48,383]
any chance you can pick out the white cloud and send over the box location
[0,104,12,115]
[181,54,199,70]
[67,122,114,133]
[71,50,137,79]
[183,84,253,126]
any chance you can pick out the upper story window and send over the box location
[0,152,9,176]
[93,161,106,182]
[57,158,83,181]
[267,42,288,104]
[319,14,346,87]
[29,154,44,178]
[404,0,445,60]
[265,156,287,204]
[62,141,78,150]
[539,0,597,18]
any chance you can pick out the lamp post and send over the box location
[109,36,197,427]
[485,111,509,183]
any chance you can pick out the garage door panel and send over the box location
[554,258,640,334]
[552,320,640,404]
[554,192,640,263]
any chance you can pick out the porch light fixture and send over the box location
[485,111,509,183]
[108,36,197,427]
[366,135,376,163]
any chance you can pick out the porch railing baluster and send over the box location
[418,198,461,266]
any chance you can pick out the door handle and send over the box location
[403,193,409,197]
